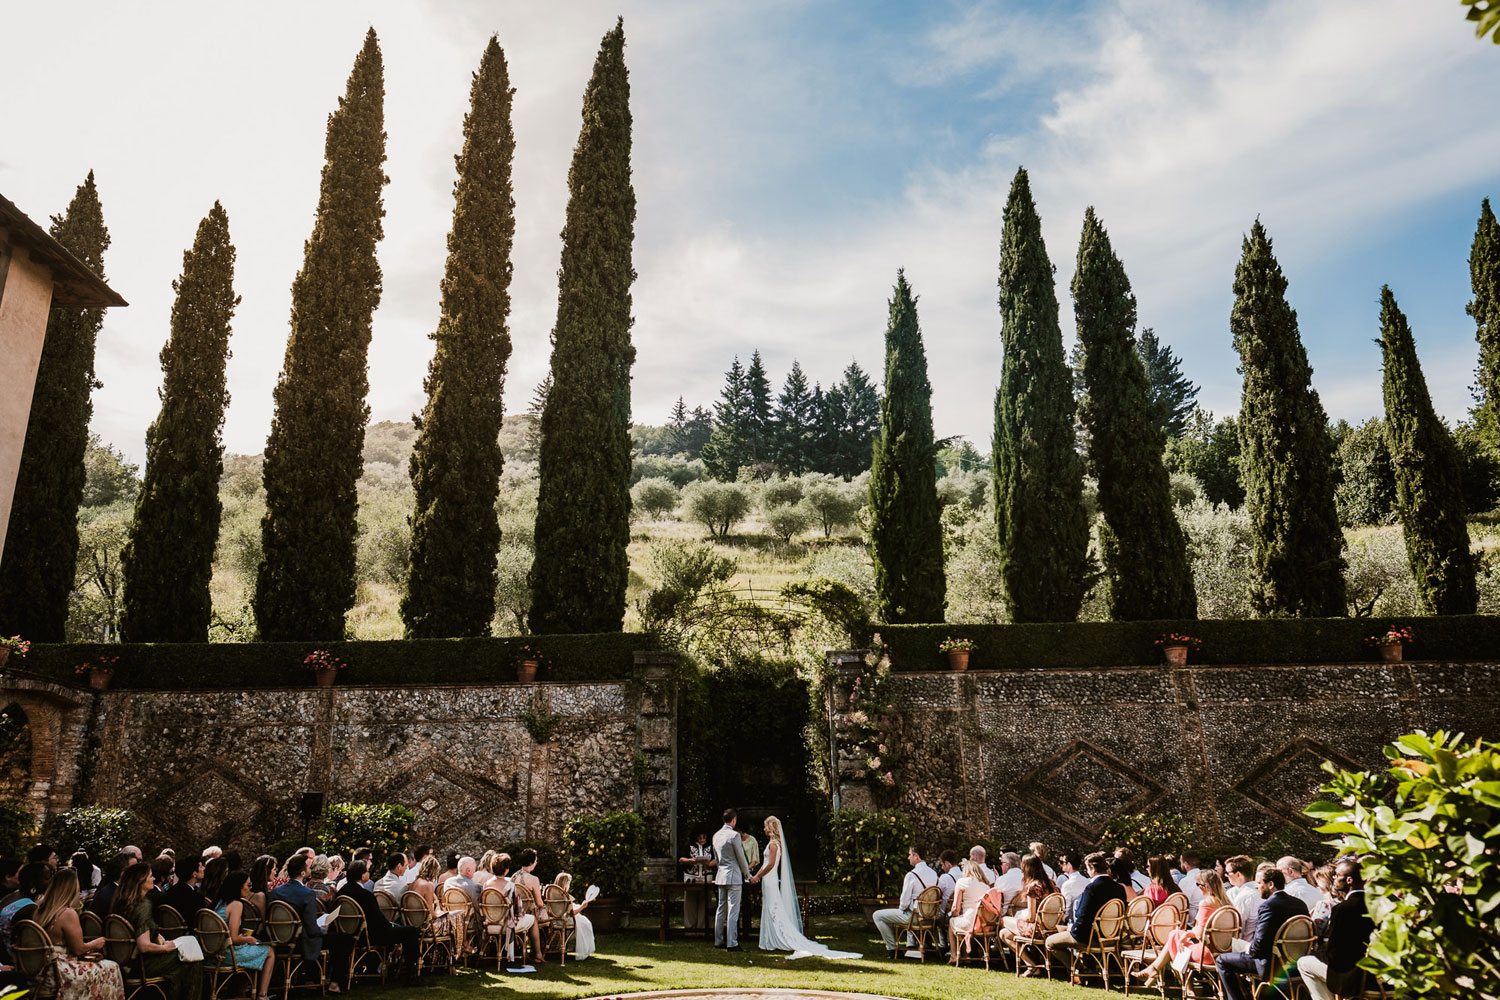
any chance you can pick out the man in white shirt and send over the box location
[1178,850,1205,910]
[994,852,1024,913]
[1058,853,1087,905]
[1277,856,1327,911]
[1224,856,1264,943]
[872,845,938,958]
[373,852,410,896]
[968,845,998,887]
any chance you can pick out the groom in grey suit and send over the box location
[713,807,751,950]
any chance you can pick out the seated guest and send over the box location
[1296,858,1375,1000]
[1028,842,1058,882]
[1057,853,1087,900]
[146,856,175,907]
[306,857,335,902]
[946,859,989,961]
[410,856,465,939]
[0,863,53,961]
[0,860,20,898]
[160,855,208,919]
[510,850,551,963]
[477,851,497,880]
[26,845,59,869]
[1134,869,1233,987]
[269,855,352,994]
[373,852,410,897]
[340,861,421,984]
[1145,855,1175,906]
[68,851,98,896]
[1179,851,1205,909]
[112,863,202,1000]
[325,856,345,892]
[201,857,229,904]
[1112,848,1149,893]
[444,857,483,904]
[1308,864,1336,927]
[872,845,939,959]
[1001,855,1058,974]
[30,867,123,1000]
[994,852,1024,913]
[1215,869,1310,1000]
[1277,856,1326,912]
[1045,851,1124,974]
[968,845,997,886]
[552,873,594,960]
[1224,856,1261,942]
[212,871,275,1000]
[86,856,126,918]
[935,851,959,914]
[1110,856,1140,902]
[441,853,460,886]
[247,856,277,918]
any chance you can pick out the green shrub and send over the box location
[315,802,413,865]
[561,811,648,899]
[802,478,862,538]
[824,808,913,900]
[1307,731,1500,999]
[759,478,805,510]
[40,806,134,859]
[765,503,814,543]
[1101,811,1195,859]
[0,803,37,859]
[681,481,753,539]
[631,478,680,520]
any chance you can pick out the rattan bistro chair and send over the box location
[1122,902,1180,997]
[1072,896,1127,990]
[478,887,509,967]
[264,898,327,996]
[1180,904,1242,1000]
[897,886,943,962]
[1122,894,1154,950]
[540,885,576,966]
[12,918,59,1000]
[80,910,103,942]
[399,890,454,973]
[1163,892,1189,927]
[373,891,399,925]
[1008,891,1067,978]
[195,906,251,1000]
[334,895,386,987]
[1249,915,1318,1000]
[154,906,186,940]
[104,913,170,1000]
[439,886,474,962]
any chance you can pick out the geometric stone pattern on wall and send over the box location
[1013,739,1169,842]
[1232,737,1366,828]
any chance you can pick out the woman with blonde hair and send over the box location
[751,816,859,959]
[551,873,595,960]
[946,859,990,961]
[410,855,464,937]
[29,867,124,1000]
[1133,869,1235,988]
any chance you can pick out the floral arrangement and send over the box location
[514,644,553,673]
[937,637,974,653]
[303,650,345,672]
[1365,626,1414,647]
[835,635,903,791]
[1155,632,1203,650]
[0,636,30,657]
[73,655,119,676]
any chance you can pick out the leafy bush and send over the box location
[316,802,414,864]
[765,503,813,543]
[631,454,706,488]
[1167,472,1201,508]
[797,545,875,601]
[1307,731,1500,999]
[681,481,753,539]
[491,542,533,635]
[759,478,805,510]
[824,808,914,900]
[0,803,37,859]
[1335,418,1397,527]
[561,811,648,898]
[943,514,1009,624]
[802,477,863,538]
[1344,527,1423,617]
[631,477,680,520]
[1178,497,1256,620]
[1101,811,1195,859]
[936,469,987,510]
[40,806,135,859]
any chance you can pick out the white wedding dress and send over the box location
[757,838,859,960]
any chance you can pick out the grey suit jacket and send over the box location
[713,824,750,885]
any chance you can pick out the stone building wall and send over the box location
[2,653,678,857]
[832,659,1500,852]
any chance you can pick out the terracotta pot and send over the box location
[1378,644,1402,663]
[1163,644,1189,666]
[586,894,630,932]
[946,649,970,672]
[88,668,113,691]
[314,667,337,688]
[516,660,538,683]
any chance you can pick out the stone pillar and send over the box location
[826,650,870,812]
[632,651,678,859]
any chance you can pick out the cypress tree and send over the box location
[701,357,751,480]
[1071,208,1196,620]
[402,36,516,638]
[1230,220,1346,617]
[992,167,1089,622]
[528,19,635,635]
[1136,328,1200,438]
[119,202,238,642]
[772,361,814,474]
[868,270,945,623]
[0,173,111,641]
[255,29,388,640]
[1378,286,1478,613]
[1469,198,1500,446]
[745,350,773,462]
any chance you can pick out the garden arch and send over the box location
[0,673,92,824]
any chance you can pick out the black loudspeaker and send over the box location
[299,792,325,822]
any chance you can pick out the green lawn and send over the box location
[362,914,1092,1000]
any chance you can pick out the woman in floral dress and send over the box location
[31,867,123,1000]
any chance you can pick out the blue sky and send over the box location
[3,0,1497,464]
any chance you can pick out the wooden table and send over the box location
[657,880,816,942]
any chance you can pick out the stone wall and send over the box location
[2,652,678,857]
[832,658,1500,852]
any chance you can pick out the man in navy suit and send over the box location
[340,861,424,986]
[1217,868,1310,1000]
[270,854,355,992]
[1297,858,1376,1000]
[1045,851,1126,974]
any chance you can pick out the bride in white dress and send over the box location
[751,816,859,960]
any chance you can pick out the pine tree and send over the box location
[837,361,881,479]
[1071,208,1196,620]
[403,36,516,638]
[772,361,815,474]
[992,168,1089,622]
[1378,286,1478,613]
[256,29,388,640]
[869,270,946,622]
[529,19,635,635]
[1230,220,1346,617]
[745,349,773,462]
[119,202,238,642]
[1136,328,1200,438]
[701,357,752,480]
[0,173,111,641]
[808,383,840,475]
[1469,198,1500,448]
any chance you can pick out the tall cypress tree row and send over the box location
[1230,221,1346,617]
[1071,208,1196,620]
[528,19,635,635]
[255,29,388,641]
[402,36,516,638]
[1378,286,1478,613]
[119,203,238,642]
[868,270,945,623]
[1469,198,1500,446]
[993,167,1089,622]
[0,174,111,640]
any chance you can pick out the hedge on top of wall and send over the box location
[879,616,1500,671]
[7,632,659,690]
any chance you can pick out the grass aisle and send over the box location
[365,915,1091,1000]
